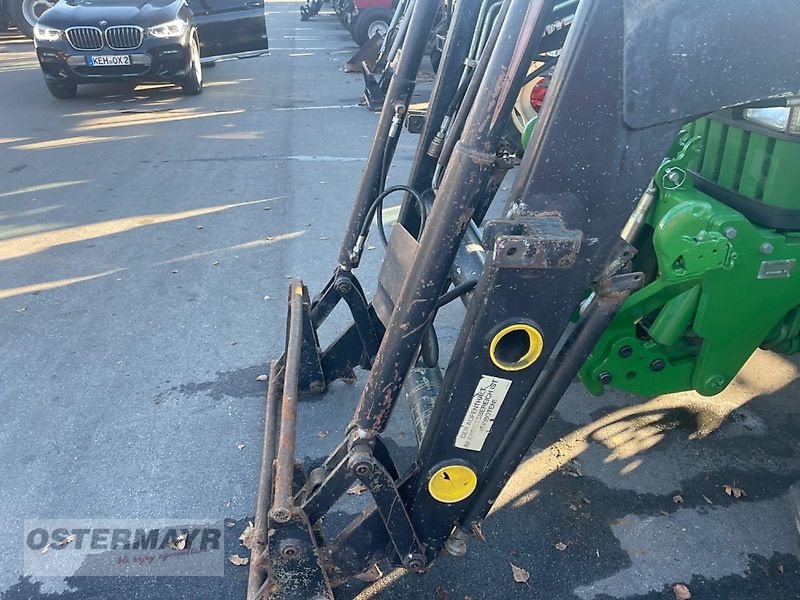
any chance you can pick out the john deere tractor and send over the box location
[582,105,800,398]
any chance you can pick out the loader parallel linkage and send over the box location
[248,0,800,597]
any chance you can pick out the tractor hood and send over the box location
[38,0,184,29]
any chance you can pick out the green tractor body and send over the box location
[581,108,800,397]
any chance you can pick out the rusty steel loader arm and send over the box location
[247,1,800,598]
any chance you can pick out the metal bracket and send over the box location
[483,214,583,269]
[265,510,333,600]
[349,446,427,572]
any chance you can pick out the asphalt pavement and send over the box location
[1,3,799,599]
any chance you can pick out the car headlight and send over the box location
[33,23,62,42]
[147,19,188,39]
[743,99,800,135]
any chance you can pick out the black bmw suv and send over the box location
[33,0,268,98]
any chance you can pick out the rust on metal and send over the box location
[270,279,305,524]
[247,360,281,600]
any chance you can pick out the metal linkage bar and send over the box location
[351,0,557,435]
[247,360,280,600]
[254,280,334,600]
[270,280,304,524]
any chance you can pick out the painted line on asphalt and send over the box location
[272,104,361,111]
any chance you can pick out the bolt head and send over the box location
[278,539,303,559]
[723,227,738,239]
[618,345,633,358]
[650,359,666,372]
[404,553,426,572]
[269,508,291,524]
[335,278,353,294]
[353,463,372,477]
[760,242,774,255]
[598,371,613,385]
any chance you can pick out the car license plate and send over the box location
[87,55,131,67]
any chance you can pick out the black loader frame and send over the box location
[247,1,800,598]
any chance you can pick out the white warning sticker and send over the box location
[454,375,513,452]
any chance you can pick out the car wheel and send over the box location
[181,34,203,96]
[45,80,77,99]
[9,0,57,37]
[353,7,392,47]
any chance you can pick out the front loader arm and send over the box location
[248,1,800,598]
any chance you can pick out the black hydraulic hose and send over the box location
[375,186,427,247]
[379,123,400,194]
[522,56,557,85]
[355,185,427,255]
[435,280,478,308]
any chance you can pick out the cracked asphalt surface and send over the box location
[1,3,799,599]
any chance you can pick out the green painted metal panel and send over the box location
[700,120,727,180]
[717,127,748,189]
[763,140,800,209]
[739,133,773,198]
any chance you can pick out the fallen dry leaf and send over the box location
[167,532,187,550]
[777,564,785,575]
[58,534,76,548]
[434,587,450,600]
[510,563,530,586]
[672,494,684,504]
[226,521,236,528]
[723,484,746,499]
[237,443,246,451]
[672,583,691,599]
[568,491,591,514]
[240,521,257,550]
[346,483,369,496]
[554,541,568,552]
[471,522,486,543]
[560,460,583,478]
[14,307,26,313]
[318,431,329,438]
[263,295,272,301]
[256,374,268,381]
[702,495,714,505]
[229,554,249,566]
[213,261,220,266]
